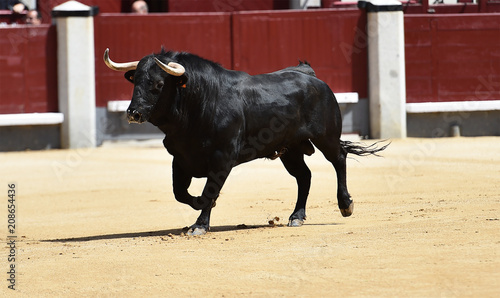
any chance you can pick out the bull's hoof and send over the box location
[288,219,304,227]
[340,201,354,217]
[187,227,207,236]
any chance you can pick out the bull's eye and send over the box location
[155,81,164,90]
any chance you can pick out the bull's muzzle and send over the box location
[127,109,144,123]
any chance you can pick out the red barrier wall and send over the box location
[94,13,232,106]
[232,9,368,97]
[405,13,500,103]
[94,9,366,106]
[2,9,499,115]
[0,25,58,114]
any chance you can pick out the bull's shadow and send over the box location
[43,224,277,243]
[42,222,341,243]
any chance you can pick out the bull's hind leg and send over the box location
[311,137,353,217]
[280,146,312,227]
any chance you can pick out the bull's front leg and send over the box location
[172,159,211,210]
[172,155,233,235]
[188,161,233,236]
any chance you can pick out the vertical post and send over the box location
[478,0,487,13]
[358,0,406,139]
[23,0,36,9]
[52,1,99,149]
[289,0,321,9]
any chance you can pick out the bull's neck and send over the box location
[155,122,176,135]
[149,112,182,135]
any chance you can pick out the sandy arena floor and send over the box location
[1,137,499,297]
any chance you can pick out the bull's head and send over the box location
[103,48,185,124]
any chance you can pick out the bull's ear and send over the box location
[177,74,188,88]
[124,70,136,83]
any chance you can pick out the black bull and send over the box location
[104,48,388,235]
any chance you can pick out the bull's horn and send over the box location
[103,48,139,72]
[154,58,185,76]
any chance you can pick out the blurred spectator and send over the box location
[0,0,26,14]
[131,0,148,14]
[24,9,40,25]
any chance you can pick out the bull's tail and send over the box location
[340,139,390,157]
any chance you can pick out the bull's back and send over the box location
[241,70,337,126]
[236,71,339,162]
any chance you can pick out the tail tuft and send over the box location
[340,140,390,157]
